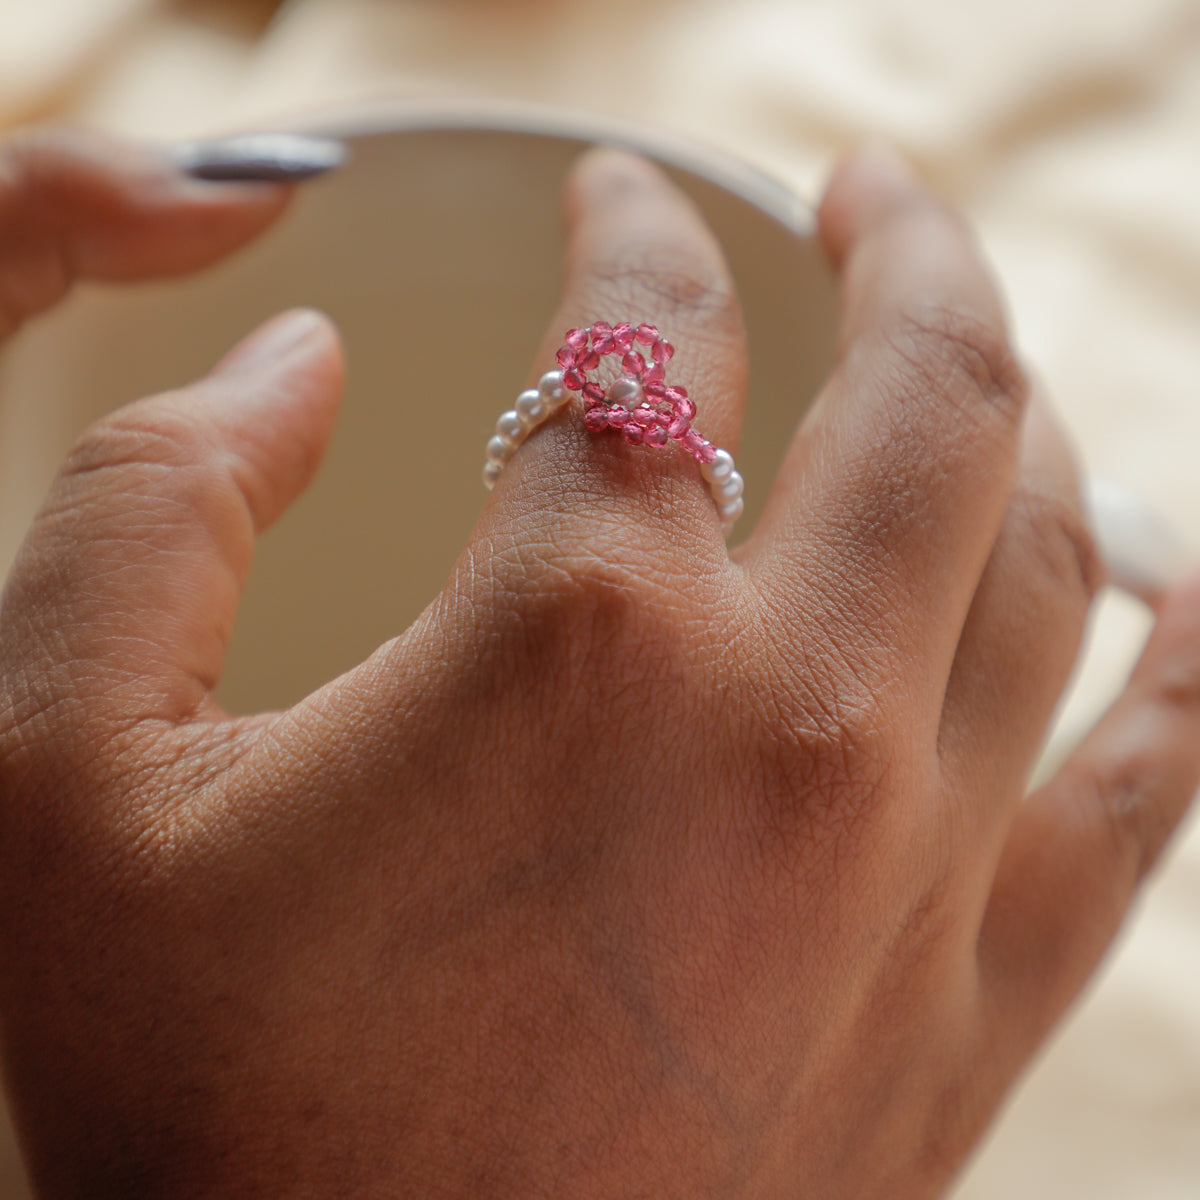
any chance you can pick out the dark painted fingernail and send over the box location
[172,133,348,183]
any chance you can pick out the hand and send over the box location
[1,131,1198,1200]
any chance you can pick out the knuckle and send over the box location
[883,301,1028,433]
[469,535,746,785]
[1012,484,1104,604]
[1152,652,1200,716]
[485,473,729,630]
[588,248,742,344]
[1082,756,1174,881]
[487,533,694,694]
[47,400,252,578]
[62,400,203,481]
[745,653,898,852]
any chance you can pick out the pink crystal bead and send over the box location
[607,406,630,426]
[584,407,609,432]
[591,320,613,339]
[643,425,668,448]
[667,415,691,439]
[582,381,605,404]
[668,390,696,420]
[633,406,659,427]
[612,322,635,352]
[644,364,665,387]
[644,381,667,400]
[565,327,589,350]
[681,429,706,457]
[622,423,644,446]
[622,351,646,376]
[578,349,601,371]
[635,323,659,346]
[556,346,576,370]
[652,339,674,365]
[564,367,586,391]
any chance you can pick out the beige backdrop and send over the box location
[1,1,1198,1196]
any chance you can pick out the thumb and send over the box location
[0,308,343,745]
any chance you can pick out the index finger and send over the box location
[743,150,1029,721]
[0,125,293,343]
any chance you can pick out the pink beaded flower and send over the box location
[483,322,745,530]
[554,322,718,466]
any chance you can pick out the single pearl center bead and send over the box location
[606,377,644,411]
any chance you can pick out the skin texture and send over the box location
[0,126,1198,1200]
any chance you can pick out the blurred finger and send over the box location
[939,393,1103,814]
[747,150,1028,716]
[978,567,1200,1046]
[0,125,295,342]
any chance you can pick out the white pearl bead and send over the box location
[515,388,545,425]
[482,460,503,490]
[539,369,568,408]
[715,471,744,501]
[700,448,734,484]
[606,377,643,410]
[486,434,515,465]
[719,496,745,522]
[497,410,525,442]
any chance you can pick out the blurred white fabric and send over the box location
[0,1,1197,1196]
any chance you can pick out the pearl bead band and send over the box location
[482,322,745,534]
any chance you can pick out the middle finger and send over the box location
[744,151,1029,721]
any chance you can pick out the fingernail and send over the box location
[171,133,348,183]
[1086,477,1193,607]
[216,309,328,376]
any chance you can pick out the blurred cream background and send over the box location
[0,0,1198,1196]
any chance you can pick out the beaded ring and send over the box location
[482,322,744,533]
